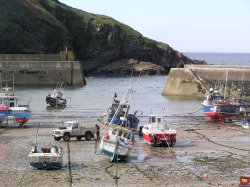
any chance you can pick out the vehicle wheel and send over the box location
[63,133,71,141]
[76,136,82,140]
[54,137,61,141]
[85,132,92,141]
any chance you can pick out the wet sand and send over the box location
[0,117,250,187]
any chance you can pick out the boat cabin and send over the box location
[107,126,133,144]
[149,115,162,124]
[146,115,170,131]
[0,95,18,107]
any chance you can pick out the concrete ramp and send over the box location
[162,65,250,100]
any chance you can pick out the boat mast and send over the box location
[0,72,2,92]
[224,69,228,99]
[12,72,14,92]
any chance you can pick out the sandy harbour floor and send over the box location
[0,116,250,187]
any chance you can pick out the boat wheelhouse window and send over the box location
[10,98,15,107]
[157,118,162,123]
[112,129,117,135]
[118,131,123,137]
[150,116,156,123]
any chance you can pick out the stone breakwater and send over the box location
[162,65,250,100]
[0,54,85,86]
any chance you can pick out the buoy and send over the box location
[203,173,208,180]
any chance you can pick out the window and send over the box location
[118,131,123,137]
[112,129,117,135]
[151,116,156,123]
[157,118,162,123]
[72,124,78,129]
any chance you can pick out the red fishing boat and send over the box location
[142,115,177,147]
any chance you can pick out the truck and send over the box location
[52,121,96,141]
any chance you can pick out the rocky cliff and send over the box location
[0,0,205,76]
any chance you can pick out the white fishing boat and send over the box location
[28,142,63,170]
[142,115,177,147]
[100,125,134,162]
[46,82,67,107]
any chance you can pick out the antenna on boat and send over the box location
[0,72,2,92]
[12,72,14,92]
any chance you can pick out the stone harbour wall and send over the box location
[162,65,250,100]
[0,61,85,86]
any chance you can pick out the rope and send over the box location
[188,108,203,114]
[67,141,73,186]
[160,133,218,185]
[188,129,250,152]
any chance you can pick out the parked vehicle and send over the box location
[52,121,96,141]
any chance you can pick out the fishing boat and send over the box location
[28,142,63,170]
[202,90,240,122]
[46,82,67,107]
[99,125,134,162]
[100,85,138,162]
[103,90,139,130]
[142,115,177,147]
[231,97,250,117]
[0,81,30,127]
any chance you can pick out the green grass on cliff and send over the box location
[0,0,173,65]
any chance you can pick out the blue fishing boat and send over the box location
[0,81,30,127]
[103,89,139,130]
[202,90,239,122]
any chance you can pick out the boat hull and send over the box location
[142,132,177,147]
[46,96,66,107]
[28,153,63,170]
[0,107,30,126]
[202,104,239,122]
[100,139,130,161]
[29,162,62,170]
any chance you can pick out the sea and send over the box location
[15,53,250,125]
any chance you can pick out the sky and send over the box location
[59,0,250,53]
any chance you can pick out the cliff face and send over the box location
[0,0,205,76]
